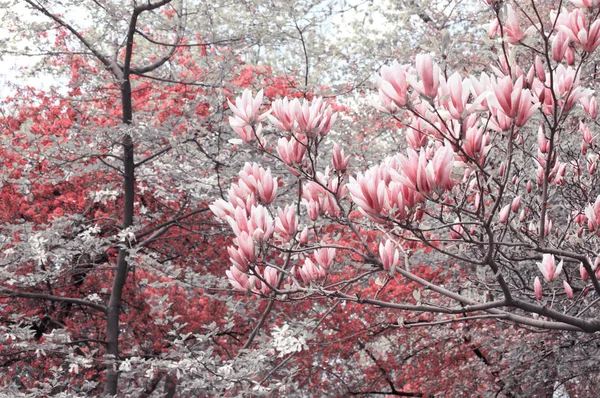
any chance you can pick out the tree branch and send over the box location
[0,288,107,313]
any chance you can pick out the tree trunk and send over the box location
[103,77,135,396]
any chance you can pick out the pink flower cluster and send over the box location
[269,96,337,137]
[294,248,336,285]
[270,96,338,175]
[302,168,344,221]
[216,89,346,292]
[347,142,454,223]
[210,163,283,293]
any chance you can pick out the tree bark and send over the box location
[103,79,135,397]
[103,11,137,394]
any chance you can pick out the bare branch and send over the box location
[0,288,107,313]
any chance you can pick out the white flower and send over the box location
[69,363,79,374]
[118,359,132,372]
[271,324,308,357]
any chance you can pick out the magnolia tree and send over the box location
[211,0,600,394]
[0,0,339,396]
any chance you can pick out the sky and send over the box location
[0,1,85,98]
[0,0,392,98]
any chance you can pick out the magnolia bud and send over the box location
[511,196,521,213]
[499,204,511,224]
[566,46,575,65]
[534,276,543,300]
[298,226,309,244]
[526,65,535,87]
[535,55,545,82]
[589,97,598,119]
[580,263,589,281]
[564,281,574,299]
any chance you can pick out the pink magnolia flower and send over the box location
[209,199,236,219]
[534,276,543,300]
[526,65,536,87]
[317,105,337,136]
[462,126,489,165]
[535,56,546,82]
[249,205,274,241]
[397,149,431,195]
[319,191,341,218]
[258,178,277,206]
[387,182,408,220]
[377,60,409,110]
[553,65,593,111]
[588,154,598,175]
[269,97,296,131]
[314,247,336,270]
[396,145,454,196]
[226,206,250,236]
[405,120,430,150]
[299,258,325,284]
[519,209,526,223]
[262,266,279,293]
[332,143,350,172]
[503,5,525,44]
[440,72,471,119]
[470,72,492,107]
[537,254,563,282]
[499,204,511,224]
[580,96,598,118]
[379,240,399,271]
[511,196,521,213]
[298,226,309,244]
[228,245,249,272]
[538,125,549,154]
[238,163,278,205]
[275,205,298,243]
[303,179,324,203]
[293,97,337,136]
[449,218,464,240]
[248,276,262,294]
[304,198,320,222]
[487,75,524,118]
[411,54,441,99]
[347,169,388,216]
[488,108,513,132]
[581,262,590,281]
[570,0,599,7]
[580,122,596,155]
[226,265,250,291]
[558,8,600,52]
[228,89,269,130]
[515,89,539,127]
[566,46,575,65]
[236,231,257,263]
[226,181,252,211]
[232,124,263,144]
[277,136,307,168]
[585,195,600,231]
[429,144,455,192]
[552,30,571,62]
[564,280,574,299]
